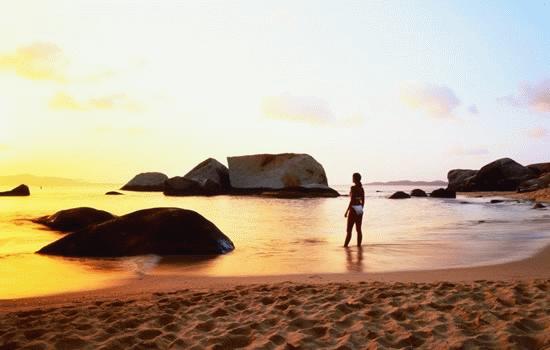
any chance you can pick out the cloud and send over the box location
[499,78,550,114]
[261,93,365,127]
[527,127,548,139]
[449,146,489,156]
[0,42,68,82]
[262,93,334,124]
[468,104,479,114]
[400,83,461,118]
[49,92,143,112]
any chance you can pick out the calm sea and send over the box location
[1,184,549,298]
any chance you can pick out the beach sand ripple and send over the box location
[1,279,549,349]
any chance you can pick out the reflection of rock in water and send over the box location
[125,255,161,279]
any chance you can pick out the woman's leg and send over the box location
[356,214,363,246]
[345,214,354,247]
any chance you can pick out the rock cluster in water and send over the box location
[447,158,550,192]
[121,153,339,198]
[36,207,234,257]
[388,187,455,199]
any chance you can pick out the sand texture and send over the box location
[1,279,549,350]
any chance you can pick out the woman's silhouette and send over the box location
[344,172,364,247]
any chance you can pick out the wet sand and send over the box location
[1,244,549,349]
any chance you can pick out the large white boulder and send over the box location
[227,153,338,197]
[120,172,168,191]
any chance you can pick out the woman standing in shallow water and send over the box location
[344,173,364,247]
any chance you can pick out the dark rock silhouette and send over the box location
[185,158,229,192]
[430,188,456,198]
[389,191,410,199]
[163,177,204,196]
[473,158,535,191]
[447,169,478,191]
[518,173,550,193]
[0,184,30,196]
[527,162,550,175]
[532,202,546,209]
[447,158,539,192]
[105,191,123,195]
[490,199,504,204]
[410,189,427,197]
[34,207,116,232]
[164,158,230,196]
[121,172,168,192]
[37,207,234,257]
[227,153,338,197]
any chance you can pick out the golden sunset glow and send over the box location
[1,0,549,185]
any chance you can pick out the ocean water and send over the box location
[1,184,549,299]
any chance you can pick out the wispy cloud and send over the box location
[0,42,119,84]
[0,42,68,82]
[499,78,550,114]
[49,92,143,112]
[400,83,461,118]
[527,127,548,139]
[449,146,489,156]
[262,93,334,124]
[261,93,365,127]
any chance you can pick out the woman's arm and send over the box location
[345,187,352,217]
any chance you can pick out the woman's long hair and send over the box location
[353,172,362,186]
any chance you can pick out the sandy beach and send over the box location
[2,244,549,349]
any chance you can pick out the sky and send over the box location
[1,0,549,184]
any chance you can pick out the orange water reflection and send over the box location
[1,185,549,299]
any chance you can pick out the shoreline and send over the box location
[2,242,549,311]
[459,188,550,203]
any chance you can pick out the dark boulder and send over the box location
[121,172,168,192]
[430,188,456,198]
[490,199,504,204]
[163,177,205,196]
[389,191,410,199]
[471,158,536,191]
[0,184,30,196]
[105,191,123,195]
[518,173,550,193]
[532,202,546,209]
[33,207,116,232]
[527,162,550,175]
[163,158,231,196]
[447,169,477,192]
[447,158,541,192]
[410,189,427,197]
[37,207,235,257]
[184,158,230,193]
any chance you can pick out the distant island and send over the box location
[0,174,116,187]
[366,180,448,186]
